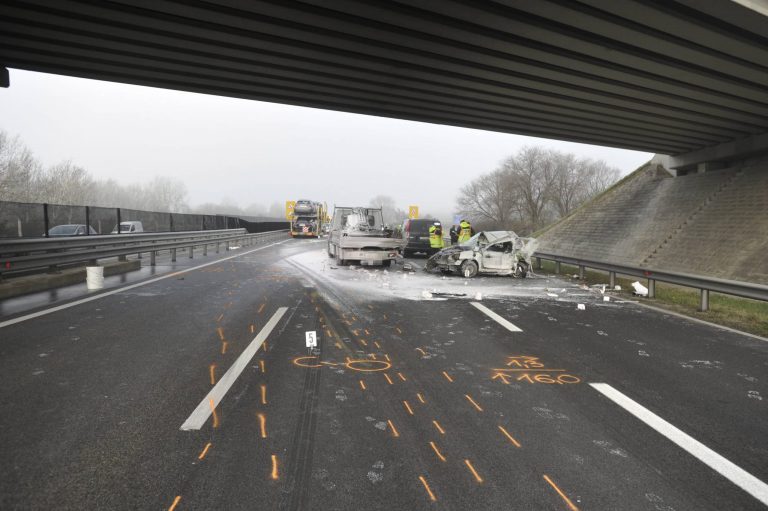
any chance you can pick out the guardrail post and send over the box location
[171,248,177,262]
[43,203,50,237]
[216,242,220,254]
[203,244,208,256]
[648,279,656,298]
[609,271,616,289]
[554,261,560,274]
[151,251,156,266]
[699,289,709,312]
[535,257,541,270]
[225,240,230,251]
[118,255,127,262]
[189,246,194,259]
[579,265,585,280]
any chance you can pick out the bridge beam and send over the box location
[657,131,768,174]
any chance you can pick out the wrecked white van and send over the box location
[425,231,531,278]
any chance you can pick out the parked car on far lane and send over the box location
[45,224,98,237]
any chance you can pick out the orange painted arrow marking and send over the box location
[492,372,511,384]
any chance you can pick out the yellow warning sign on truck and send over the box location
[408,205,419,219]
[285,201,296,220]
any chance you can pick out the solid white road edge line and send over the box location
[0,239,290,329]
[470,302,523,332]
[590,383,768,506]
[181,307,288,431]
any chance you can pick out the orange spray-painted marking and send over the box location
[359,380,366,390]
[416,347,426,356]
[374,341,381,349]
[221,341,228,354]
[464,459,483,483]
[209,364,216,385]
[168,495,182,511]
[364,329,371,335]
[498,425,521,448]
[262,340,268,352]
[369,353,377,360]
[271,455,279,480]
[260,384,267,405]
[257,303,265,314]
[198,442,212,460]
[418,476,437,502]
[217,327,225,341]
[403,400,414,415]
[250,324,255,334]
[429,441,446,462]
[384,373,394,385]
[442,371,454,383]
[209,399,219,428]
[465,394,484,412]
[417,393,426,404]
[398,372,407,382]
[432,420,445,435]
[384,354,391,362]
[387,419,400,437]
[543,475,580,511]
[257,413,267,438]
[395,327,402,334]
[260,360,265,373]
[360,339,368,346]
[216,313,223,322]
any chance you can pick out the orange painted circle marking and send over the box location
[293,356,322,368]
[345,359,391,372]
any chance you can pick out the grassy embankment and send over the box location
[536,260,768,338]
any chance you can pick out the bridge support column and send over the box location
[171,248,176,262]
[648,279,656,299]
[609,272,616,289]
[150,251,156,266]
[699,289,710,312]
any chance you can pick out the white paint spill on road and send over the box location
[180,307,288,431]
[590,383,768,507]
[470,302,523,332]
[0,239,290,329]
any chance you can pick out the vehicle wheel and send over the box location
[460,260,478,278]
[382,259,392,268]
[515,261,529,278]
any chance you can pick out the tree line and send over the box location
[456,146,620,234]
[0,129,288,217]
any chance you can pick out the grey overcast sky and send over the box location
[1,69,652,220]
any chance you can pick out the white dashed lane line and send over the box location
[470,302,523,332]
[181,307,288,431]
[591,383,768,507]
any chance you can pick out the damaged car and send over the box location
[425,231,531,278]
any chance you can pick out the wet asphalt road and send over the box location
[0,237,766,510]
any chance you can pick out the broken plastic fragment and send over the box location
[474,292,483,301]
[603,296,610,302]
[421,290,433,299]
[614,285,621,291]
[546,293,558,297]
[631,281,649,296]
[577,304,586,310]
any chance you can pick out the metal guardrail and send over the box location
[0,229,289,276]
[533,251,768,312]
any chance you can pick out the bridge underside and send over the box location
[1,1,768,156]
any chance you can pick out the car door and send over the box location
[482,242,514,270]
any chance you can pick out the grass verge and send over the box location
[536,260,768,338]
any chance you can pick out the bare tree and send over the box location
[368,195,408,226]
[456,146,621,234]
[456,169,518,227]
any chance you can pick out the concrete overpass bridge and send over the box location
[2,0,768,170]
